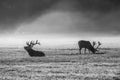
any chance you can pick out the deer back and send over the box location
[78,40,97,53]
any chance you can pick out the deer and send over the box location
[24,40,45,57]
[78,40,101,54]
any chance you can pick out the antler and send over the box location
[98,41,101,46]
[35,40,40,45]
[26,41,31,46]
[26,40,40,47]
[96,41,101,50]
[92,41,96,47]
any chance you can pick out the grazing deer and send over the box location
[78,40,101,54]
[24,40,45,57]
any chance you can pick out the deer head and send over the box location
[91,41,101,53]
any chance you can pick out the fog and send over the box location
[0,0,120,48]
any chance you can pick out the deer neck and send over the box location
[88,45,96,53]
[25,48,34,53]
[26,48,36,56]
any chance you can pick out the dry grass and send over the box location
[0,48,119,80]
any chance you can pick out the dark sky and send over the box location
[0,0,120,36]
[0,0,59,33]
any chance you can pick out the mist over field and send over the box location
[0,0,119,48]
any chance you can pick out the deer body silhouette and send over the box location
[78,40,101,54]
[24,40,45,57]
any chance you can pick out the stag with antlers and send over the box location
[24,40,45,57]
[78,40,101,54]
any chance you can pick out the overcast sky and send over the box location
[0,0,120,48]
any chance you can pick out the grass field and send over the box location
[0,48,120,80]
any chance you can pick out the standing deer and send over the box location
[78,40,101,54]
[24,40,45,57]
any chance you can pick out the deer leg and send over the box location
[84,48,86,54]
[79,48,81,54]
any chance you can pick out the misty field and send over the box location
[0,48,120,80]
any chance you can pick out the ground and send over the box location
[0,48,119,80]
